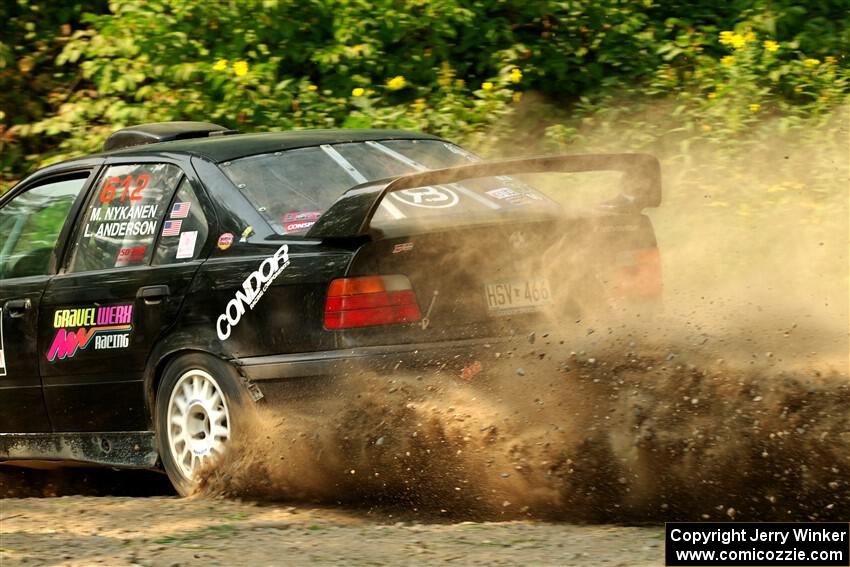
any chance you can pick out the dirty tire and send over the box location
[155,353,250,496]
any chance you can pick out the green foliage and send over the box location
[1,0,848,190]
[0,0,107,184]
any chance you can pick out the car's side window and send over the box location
[0,175,89,279]
[152,177,209,265]
[66,163,183,273]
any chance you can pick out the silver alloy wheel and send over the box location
[166,368,231,480]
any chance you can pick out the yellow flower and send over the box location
[824,56,836,65]
[307,84,318,91]
[763,40,779,52]
[510,68,523,83]
[512,91,523,103]
[721,55,735,66]
[212,59,228,71]
[455,78,465,88]
[707,91,718,100]
[351,44,365,53]
[720,31,750,49]
[481,81,494,91]
[749,103,760,112]
[386,75,406,90]
[804,58,820,66]
[411,98,426,111]
[351,87,365,97]
[233,60,249,76]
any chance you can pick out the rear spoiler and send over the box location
[305,153,661,239]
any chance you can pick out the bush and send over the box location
[1,0,847,190]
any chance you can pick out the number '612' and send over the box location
[99,174,149,203]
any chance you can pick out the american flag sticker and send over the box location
[162,220,182,236]
[170,201,191,218]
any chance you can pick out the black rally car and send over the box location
[0,122,662,494]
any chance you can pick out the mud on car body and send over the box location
[0,122,662,494]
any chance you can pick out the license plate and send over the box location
[485,278,552,314]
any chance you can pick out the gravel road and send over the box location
[1,488,663,566]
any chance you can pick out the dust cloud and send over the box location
[199,333,849,521]
[199,109,848,522]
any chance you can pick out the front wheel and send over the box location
[155,353,249,496]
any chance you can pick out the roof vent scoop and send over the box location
[103,121,238,152]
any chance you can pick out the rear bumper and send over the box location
[233,336,511,381]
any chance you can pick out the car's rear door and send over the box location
[0,169,95,433]
[40,159,213,432]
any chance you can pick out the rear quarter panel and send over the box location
[163,244,350,362]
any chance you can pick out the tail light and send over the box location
[324,275,422,329]
[610,248,662,298]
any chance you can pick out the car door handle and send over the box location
[4,298,32,318]
[137,285,170,304]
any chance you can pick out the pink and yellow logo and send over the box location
[47,305,133,361]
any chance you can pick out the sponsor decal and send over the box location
[392,242,414,254]
[161,219,182,236]
[283,211,322,233]
[0,308,6,377]
[217,233,234,251]
[170,201,191,218]
[115,245,148,267]
[216,244,290,341]
[486,187,522,200]
[485,186,538,206]
[283,211,322,223]
[176,230,198,259]
[390,186,459,209]
[47,304,134,361]
[284,221,316,233]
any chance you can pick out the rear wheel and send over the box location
[155,353,248,496]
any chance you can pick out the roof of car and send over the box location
[100,128,444,163]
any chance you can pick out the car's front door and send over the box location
[39,161,212,432]
[0,171,93,433]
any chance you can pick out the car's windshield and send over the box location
[220,139,556,235]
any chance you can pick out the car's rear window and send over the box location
[220,139,556,236]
